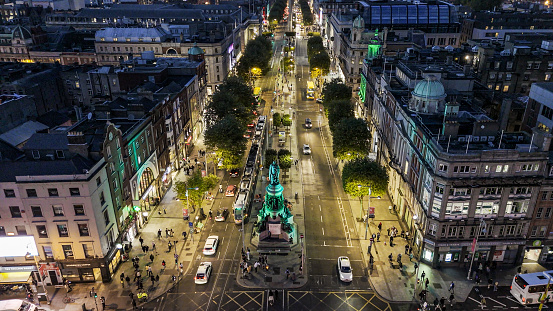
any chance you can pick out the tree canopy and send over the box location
[236,36,273,80]
[204,115,247,168]
[322,79,352,103]
[327,99,355,132]
[342,158,388,199]
[332,118,371,160]
[205,76,256,126]
[299,0,313,25]
[278,149,292,170]
[174,171,219,210]
[264,149,278,168]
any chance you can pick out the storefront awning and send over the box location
[0,271,32,284]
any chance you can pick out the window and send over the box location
[534,62,541,70]
[503,165,509,172]
[450,188,471,196]
[521,164,539,171]
[531,226,538,237]
[78,223,89,236]
[9,206,21,218]
[4,189,15,197]
[74,205,85,216]
[506,62,513,69]
[453,165,471,173]
[103,210,110,225]
[438,164,448,172]
[546,208,553,218]
[496,165,503,172]
[503,85,509,92]
[527,62,533,70]
[57,224,69,237]
[539,226,547,237]
[542,106,553,120]
[48,188,59,197]
[83,244,94,258]
[475,201,499,215]
[16,226,27,235]
[537,207,544,218]
[56,150,64,158]
[100,192,105,205]
[458,226,465,237]
[36,225,48,238]
[62,245,73,259]
[547,74,551,82]
[448,226,457,237]
[26,189,37,197]
[96,177,101,186]
[43,246,53,259]
[505,200,529,214]
[542,191,548,200]
[69,188,80,196]
[52,205,64,216]
[445,201,470,215]
[31,206,43,217]
[505,73,512,81]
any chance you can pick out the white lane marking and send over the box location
[485,297,506,307]
[337,196,353,247]
[319,205,322,211]
[468,296,481,304]
[322,227,325,235]
[321,215,323,222]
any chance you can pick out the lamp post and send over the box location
[467,218,487,280]
[357,185,381,240]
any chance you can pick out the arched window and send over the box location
[139,168,154,197]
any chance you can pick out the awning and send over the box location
[0,271,32,284]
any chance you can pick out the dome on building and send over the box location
[353,15,365,29]
[412,75,446,100]
[12,25,31,40]
[188,43,204,55]
[409,75,447,115]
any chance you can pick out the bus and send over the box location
[253,87,261,105]
[306,81,315,99]
[233,190,251,224]
[510,270,553,305]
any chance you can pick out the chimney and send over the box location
[443,121,460,138]
[67,131,89,158]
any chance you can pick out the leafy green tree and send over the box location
[205,76,256,127]
[278,149,292,170]
[342,157,388,202]
[236,36,273,80]
[265,149,278,167]
[332,118,371,160]
[322,79,352,103]
[174,171,220,210]
[204,115,247,168]
[309,52,330,77]
[307,36,324,60]
[273,112,282,128]
[328,99,355,132]
[280,57,294,73]
[282,114,292,128]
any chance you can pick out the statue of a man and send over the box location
[269,161,280,185]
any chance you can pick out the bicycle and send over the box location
[62,296,75,303]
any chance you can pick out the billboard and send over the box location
[0,236,39,257]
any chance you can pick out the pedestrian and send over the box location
[150,254,154,262]
[145,245,149,252]
[405,244,409,254]
[142,245,146,253]
[182,231,187,240]
[139,237,144,246]
[254,261,259,272]
[286,269,290,279]
[397,253,402,262]
[120,272,125,282]
[449,293,455,307]
[101,296,106,309]
[175,254,179,265]
[151,275,155,285]
[158,229,162,239]
[387,228,390,236]
[493,281,498,292]
[168,241,172,252]
[421,271,426,282]
[480,297,486,310]
[129,292,134,300]
[165,228,169,238]
[162,260,166,271]
[126,276,130,285]
[247,249,251,261]
[170,229,174,237]
[378,222,382,231]
[275,289,279,301]
[389,236,393,246]
[148,266,153,277]
[155,275,160,282]
[409,253,414,262]
[163,207,167,214]
[425,278,429,289]
[440,297,445,308]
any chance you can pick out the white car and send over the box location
[203,236,219,255]
[338,256,353,282]
[194,262,212,284]
[303,144,311,155]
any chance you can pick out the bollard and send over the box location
[295,192,298,200]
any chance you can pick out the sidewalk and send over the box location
[36,140,214,311]
[235,64,308,289]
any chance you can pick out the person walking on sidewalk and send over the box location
[421,271,426,283]
[405,244,409,254]
[377,232,380,242]
[449,281,455,293]
[158,229,162,239]
[150,253,154,263]
[285,269,290,279]
[161,260,166,271]
[139,237,144,247]
[378,222,382,231]
[425,278,430,290]
[480,296,486,310]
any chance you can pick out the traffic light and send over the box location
[94,292,97,298]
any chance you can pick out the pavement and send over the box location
[31,139,219,311]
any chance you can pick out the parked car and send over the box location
[225,185,237,197]
[194,262,213,284]
[203,236,219,255]
[338,256,353,282]
[303,144,312,155]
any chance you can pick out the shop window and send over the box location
[74,205,85,216]
[36,225,48,238]
[57,224,68,237]
[62,245,74,259]
[9,206,21,218]
[78,224,89,236]
[26,189,37,197]
[53,205,64,216]
[42,246,53,259]
[31,206,43,217]
[448,226,457,237]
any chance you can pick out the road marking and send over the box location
[486,297,507,306]
[321,215,323,222]
[319,205,321,211]
[322,228,325,235]
[336,196,353,247]
[468,296,481,304]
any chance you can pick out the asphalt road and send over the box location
[140,15,408,311]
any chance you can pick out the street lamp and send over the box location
[467,218,487,280]
[357,185,381,240]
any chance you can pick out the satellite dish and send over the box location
[87,112,93,120]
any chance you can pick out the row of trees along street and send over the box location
[299,0,313,25]
[268,0,288,28]
[307,35,330,79]
[236,36,273,83]
[320,79,389,205]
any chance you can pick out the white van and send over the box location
[0,299,39,311]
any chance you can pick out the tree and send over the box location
[278,149,292,170]
[282,114,292,128]
[307,36,324,60]
[205,76,256,127]
[273,112,282,128]
[322,79,352,103]
[236,36,273,80]
[332,118,371,160]
[265,149,278,167]
[327,99,355,132]
[174,171,220,210]
[342,158,388,202]
[309,52,330,78]
[204,115,247,168]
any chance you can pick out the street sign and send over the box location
[183,208,189,219]
[189,222,193,228]
[300,234,304,239]
[369,206,375,218]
